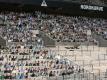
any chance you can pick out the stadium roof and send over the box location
[0,0,106,7]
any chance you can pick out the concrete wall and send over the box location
[0,36,6,48]
[40,31,56,47]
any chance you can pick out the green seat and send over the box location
[0,71,4,80]
[0,76,4,80]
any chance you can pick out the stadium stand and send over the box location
[0,11,106,80]
[0,0,106,80]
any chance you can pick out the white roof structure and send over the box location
[41,0,48,7]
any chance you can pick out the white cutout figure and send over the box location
[41,0,47,7]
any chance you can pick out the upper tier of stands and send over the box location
[0,11,106,46]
